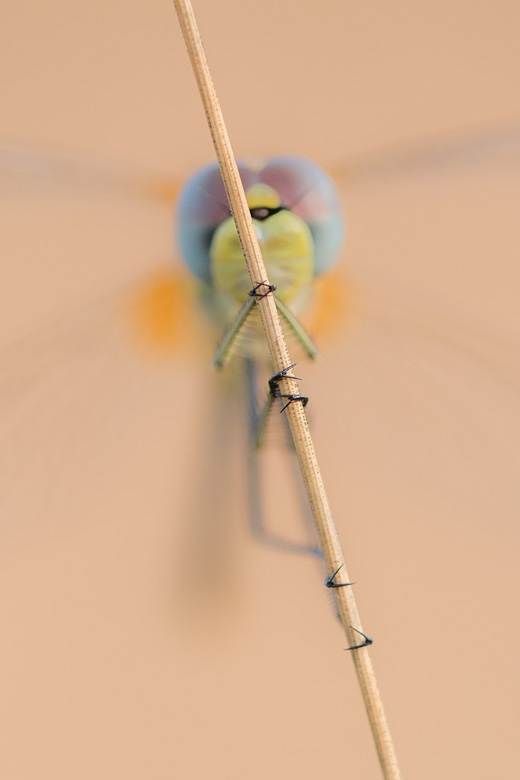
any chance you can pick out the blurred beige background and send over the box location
[1,1,519,778]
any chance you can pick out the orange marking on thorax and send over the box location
[127,270,207,357]
[303,272,353,343]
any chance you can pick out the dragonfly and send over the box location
[1,125,519,551]
[177,154,345,557]
[3,5,520,779]
[0,148,347,564]
[2,129,519,779]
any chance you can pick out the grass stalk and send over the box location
[173,1,403,777]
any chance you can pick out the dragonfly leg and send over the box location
[344,627,374,652]
[249,285,320,361]
[325,563,356,589]
[247,445,323,557]
[269,363,309,414]
[274,297,320,361]
[252,363,308,449]
[213,296,256,369]
[245,358,322,558]
[249,280,276,300]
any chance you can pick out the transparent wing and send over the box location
[0,127,518,544]
[0,158,211,541]
[324,129,520,537]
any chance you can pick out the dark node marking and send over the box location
[344,627,373,652]
[325,564,356,589]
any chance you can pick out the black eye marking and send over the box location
[249,205,287,221]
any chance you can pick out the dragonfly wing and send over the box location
[310,139,520,536]
[1,127,519,537]
[0,278,189,540]
[0,144,181,203]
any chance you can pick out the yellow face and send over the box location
[210,183,315,307]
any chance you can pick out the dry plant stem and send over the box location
[173,1,403,778]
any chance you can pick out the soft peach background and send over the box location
[1,1,519,778]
